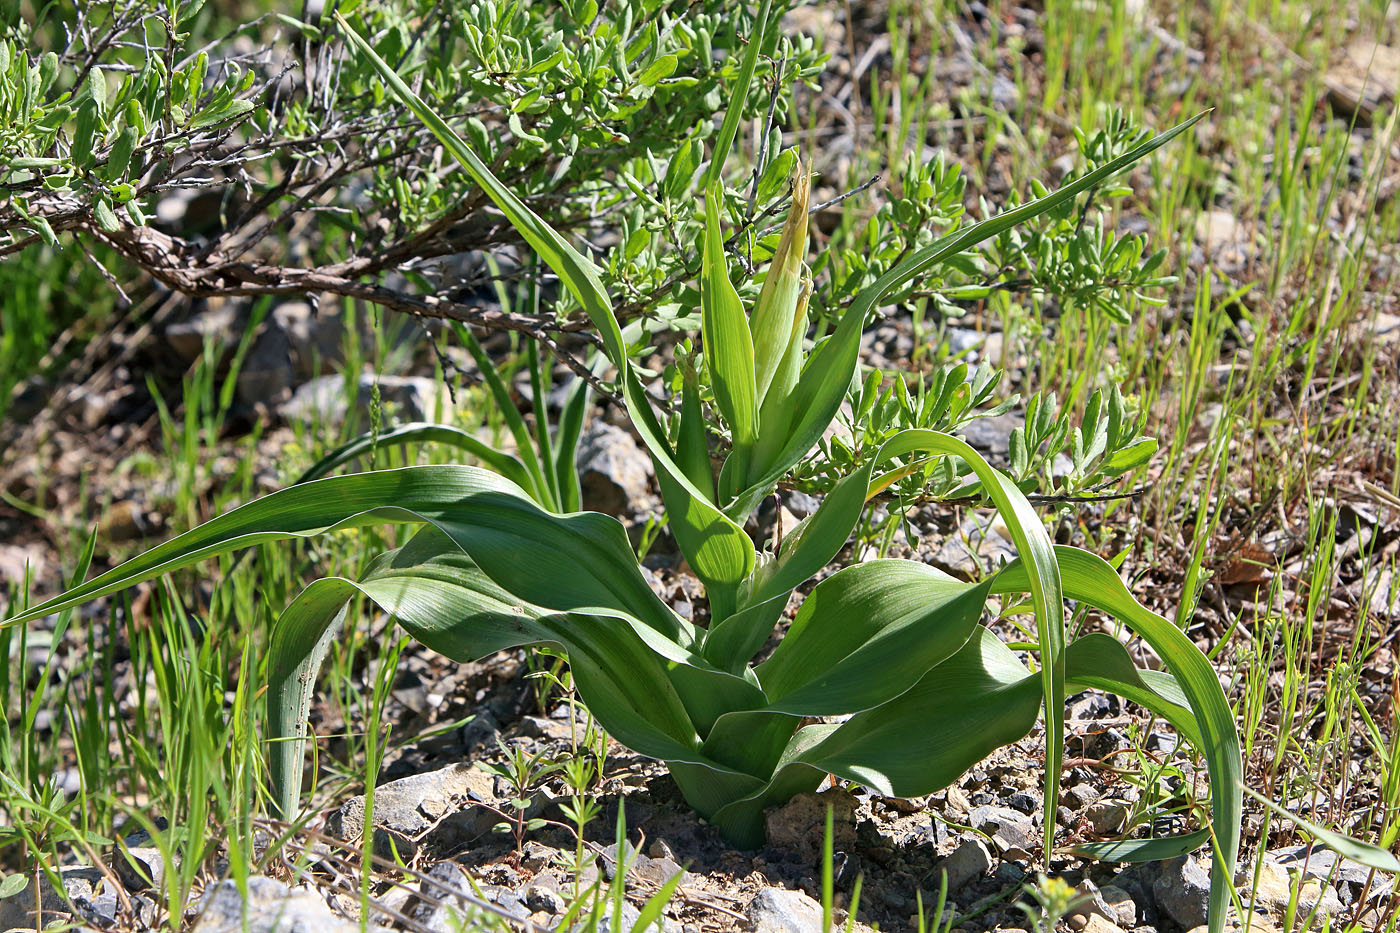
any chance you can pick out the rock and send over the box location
[1085,800,1129,835]
[325,763,498,857]
[764,789,857,864]
[635,855,688,887]
[577,422,654,518]
[413,863,526,930]
[279,374,452,428]
[957,413,1021,463]
[115,845,165,891]
[274,301,349,379]
[1070,915,1126,933]
[935,837,994,891]
[1063,784,1100,810]
[1269,844,1376,887]
[1007,791,1038,814]
[0,544,47,584]
[1239,858,1345,920]
[237,316,297,407]
[166,300,242,363]
[517,715,576,743]
[968,805,1034,853]
[192,876,360,933]
[0,866,107,929]
[1194,210,1251,268]
[523,883,565,915]
[1098,884,1136,927]
[1152,855,1212,929]
[747,887,824,933]
[99,499,161,541]
[1326,39,1400,124]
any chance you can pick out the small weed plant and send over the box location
[7,13,1247,933]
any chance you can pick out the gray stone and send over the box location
[414,863,526,931]
[166,300,243,363]
[1269,844,1376,887]
[968,804,1035,853]
[934,515,1018,575]
[1239,858,1345,920]
[577,422,654,518]
[274,301,349,379]
[0,867,105,930]
[747,886,824,933]
[279,373,453,427]
[326,763,498,857]
[1152,855,1212,929]
[192,876,360,933]
[1064,783,1101,810]
[1098,884,1136,927]
[115,845,165,891]
[524,883,565,915]
[237,316,297,407]
[936,837,994,891]
[1085,800,1130,835]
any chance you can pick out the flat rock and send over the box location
[747,886,824,933]
[1240,858,1345,920]
[0,866,107,929]
[936,836,994,891]
[325,763,498,857]
[1152,855,1212,929]
[1269,844,1376,887]
[192,876,360,933]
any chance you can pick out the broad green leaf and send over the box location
[268,526,756,816]
[1074,829,1213,864]
[5,466,685,647]
[990,546,1241,933]
[676,367,715,501]
[878,430,1065,855]
[700,590,787,674]
[292,421,534,499]
[701,181,757,460]
[1063,634,1201,748]
[755,560,991,715]
[709,628,1044,844]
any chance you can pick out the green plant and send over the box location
[1016,873,1091,933]
[5,19,1244,933]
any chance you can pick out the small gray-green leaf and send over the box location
[637,54,677,87]
[0,873,28,898]
[94,197,120,233]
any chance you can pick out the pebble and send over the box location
[523,884,565,915]
[936,837,994,891]
[1085,799,1130,835]
[747,886,825,933]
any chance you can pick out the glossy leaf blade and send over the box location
[990,545,1241,933]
